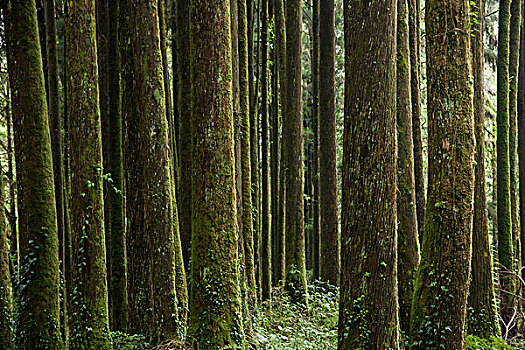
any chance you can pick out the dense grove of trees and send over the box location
[3,0,525,348]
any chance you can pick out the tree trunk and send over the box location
[126,0,180,341]
[239,0,257,313]
[188,0,245,347]
[338,0,399,347]
[284,0,307,304]
[408,0,425,242]
[176,0,192,273]
[319,0,338,286]
[468,0,501,337]
[312,0,321,281]
[66,0,111,347]
[519,0,525,294]
[410,0,475,345]
[107,0,127,332]
[497,0,515,316]
[5,0,63,348]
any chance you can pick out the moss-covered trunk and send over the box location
[176,0,192,274]
[5,0,63,348]
[467,0,500,337]
[396,0,420,336]
[319,0,338,286]
[188,0,245,347]
[497,0,515,316]
[274,0,287,285]
[338,0,399,347]
[410,0,474,345]
[284,0,307,304]
[126,0,180,342]
[0,157,14,349]
[107,0,127,332]
[509,0,521,273]
[239,0,257,314]
[66,0,111,348]
[519,0,525,292]
[408,0,425,242]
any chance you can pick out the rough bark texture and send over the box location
[239,0,257,312]
[410,0,474,346]
[5,1,63,348]
[319,0,338,286]
[338,0,399,347]
[408,0,425,242]
[312,0,321,281]
[126,0,180,341]
[519,0,525,296]
[176,0,192,273]
[284,0,307,304]
[44,0,68,340]
[467,0,501,337]
[188,0,245,347]
[66,0,111,348]
[275,0,287,285]
[260,0,271,301]
[497,0,515,312]
[107,0,127,332]
[509,0,521,266]
[0,160,14,349]
[397,0,420,337]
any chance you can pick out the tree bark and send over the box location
[188,0,245,347]
[284,0,307,304]
[5,0,63,348]
[66,0,111,347]
[338,0,399,347]
[410,0,475,345]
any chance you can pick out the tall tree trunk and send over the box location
[188,0,245,347]
[410,0,475,345]
[5,0,64,348]
[274,0,287,285]
[261,0,271,301]
[44,0,68,340]
[509,0,521,272]
[408,0,425,241]
[126,0,180,342]
[176,0,192,273]
[239,0,257,313]
[468,0,501,337]
[107,0,127,332]
[312,0,321,281]
[519,0,525,294]
[66,0,111,348]
[396,0,420,335]
[338,0,399,347]
[284,0,307,304]
[497,0,515,316]
[319,0,338,286]
[0,166,13,350]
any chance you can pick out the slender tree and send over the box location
[188,0,245,347]
[319,0,338,286]
[497,0,515,313]
[239,0,257,312]
[468,0,500,337]
[284,0,307,303]
[5,0,63,348]
[408,0,424,241]
[410,0,474,345]
[107,0,127,332]
[0,164,14,349]
[44,0,68,340]
[66,0,111,347]
[176,0,192,273]
[274,0,287,285]
[520,0,525,288]
[338,0,399,347]
[509,0,521,263]
[126,0,180,341]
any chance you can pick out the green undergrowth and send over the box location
[466,335,525,349]
[253,281,338,349]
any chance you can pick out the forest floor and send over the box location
[253,281,339,349]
